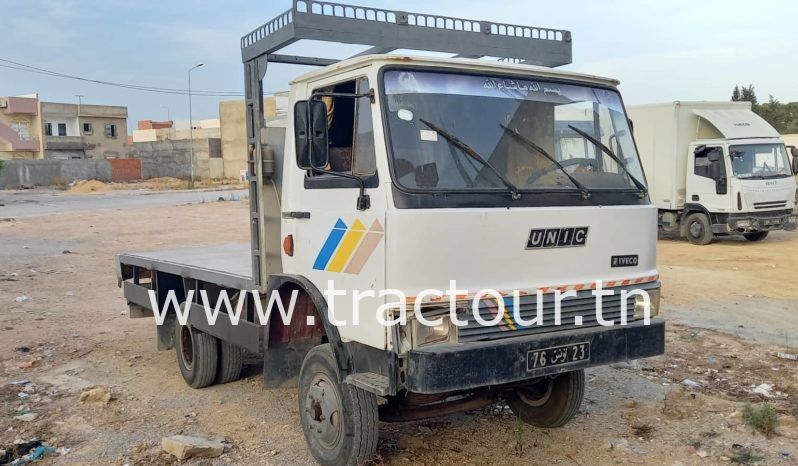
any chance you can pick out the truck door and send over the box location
[283,75,387,349]
[687,144,729,213]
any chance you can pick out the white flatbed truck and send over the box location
[628,101,798,245]
[116,2,665,464]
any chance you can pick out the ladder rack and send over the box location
[240,1,572,291]
[241,0,572,67]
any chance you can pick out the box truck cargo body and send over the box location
[628,101,798,245]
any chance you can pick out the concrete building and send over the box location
[130,119,220,143]
[41,101,128,159]
[219,94,286,179]
[0,95,42,160]
[0,94,128,160]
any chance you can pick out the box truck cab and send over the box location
[629,101,798,245]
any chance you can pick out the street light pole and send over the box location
[187,63,203,188]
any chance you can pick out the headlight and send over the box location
[736,219,752,228]
[412,315,453,347]
[787,215,798,224]
[634,287,661,320]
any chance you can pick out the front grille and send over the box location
[457,282,658,343]
[754,200,787,210]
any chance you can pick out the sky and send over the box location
[2,0,797,130]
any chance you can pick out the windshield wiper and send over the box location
[500,124,591,200]
[567,125,648,197]
[420,118,521,200]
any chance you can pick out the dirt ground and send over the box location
[1,200,797,465]
[63,178,246,194]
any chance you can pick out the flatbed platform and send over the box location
[117,243,253,291]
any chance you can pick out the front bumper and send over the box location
[405,318,665,394]
[721,211,798,233]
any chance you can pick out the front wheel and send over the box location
[743,231,769,242]
[299,344,378,466]
[508,370,585,428]
[684,213,714,245]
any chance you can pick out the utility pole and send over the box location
[75,94,85,158]
[187,63,203,189]
[161,105,171,122]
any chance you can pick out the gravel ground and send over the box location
[1,198,796,465]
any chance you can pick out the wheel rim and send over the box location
[305,373,343,449]
[689,220,703,238]
[517,377,554,407]
[180,326,194,370]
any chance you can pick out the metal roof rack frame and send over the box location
[241,0,572,67]
[241,1,572,289]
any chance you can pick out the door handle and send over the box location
[282,211,311,219]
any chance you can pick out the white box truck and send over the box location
[628,101,798,245]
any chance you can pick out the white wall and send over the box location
[43,117,79,136]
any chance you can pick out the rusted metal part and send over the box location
[268,285,326,344]
[379,393,493,422]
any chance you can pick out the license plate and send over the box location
[527,342,590,371]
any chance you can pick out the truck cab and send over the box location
[688,138,796,237]
[279,55,661,349]
[629,101,798,245]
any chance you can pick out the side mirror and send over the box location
[694,144,707,156]
[790,146,798,158]
[294,99,329,170]
[792,147,798,175]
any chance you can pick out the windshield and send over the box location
[382,69,646,192]
[729,143,792,179]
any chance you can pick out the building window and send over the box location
[57,123,67,137]
[105,123,117,138]
[83,122,93,135]
[44,122,52,136]
[11,121,31,139]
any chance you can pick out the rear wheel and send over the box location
[215,340,244,384]
[508,370,585,428]
[299,344,378,465]
[175,323,218,389]
[684,213,713,245]
[743,231,769,242]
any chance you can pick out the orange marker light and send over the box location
[283,234,294,256]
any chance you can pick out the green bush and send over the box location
[742,402,777,437]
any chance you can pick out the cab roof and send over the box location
[290,54,621,88]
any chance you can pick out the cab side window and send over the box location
[352,77,376,175]
[694,147,721,179]
[311,77,376,178]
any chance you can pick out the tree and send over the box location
[732,85,741,102]
[739,84,757,105]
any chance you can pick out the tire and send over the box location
[215,340,244,384]
[743,231,769,242]
[508,369,585,428]
[174,323,218,389]
[684,212,713,245]
[299,344,378,466]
